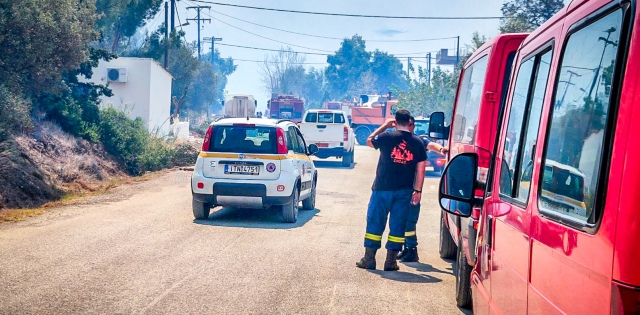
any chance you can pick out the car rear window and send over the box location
[304,113,318,123]
[209,126,277,154]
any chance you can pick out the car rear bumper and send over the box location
[192,182,293,208]
[315,147,348,158]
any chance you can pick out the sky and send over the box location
[149,0,508,112]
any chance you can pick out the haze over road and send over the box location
[0,146,468,315]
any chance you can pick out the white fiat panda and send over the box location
[191,118,318,223]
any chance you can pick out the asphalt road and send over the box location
[0,145,470,315]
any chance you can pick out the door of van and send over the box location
[478,42,555,314]
[526,3,630,314]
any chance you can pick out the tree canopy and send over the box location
[500,0,565,33]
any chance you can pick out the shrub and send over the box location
[0,86,32,142]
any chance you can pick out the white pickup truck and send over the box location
[299,110,355,167]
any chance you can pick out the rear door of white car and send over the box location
[201,123,281,181]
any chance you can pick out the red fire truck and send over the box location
[267,95,305,123]
[350,94,396,145]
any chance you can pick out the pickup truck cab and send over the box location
[191,118,319,223]
[299,110,355,167]
[438,0,640,313]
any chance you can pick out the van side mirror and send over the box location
[308,144,319,155]
[439,153,478,217]
[428,112,448,139]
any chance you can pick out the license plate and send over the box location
[317,143,328,148]
[224,164,260,175]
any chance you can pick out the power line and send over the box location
[218,43,330,55]
[195,8,334,53]
[188,0,503,20]
[232,58,328,65]
[208,9,459,42]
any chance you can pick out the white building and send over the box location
[81,57,173,136]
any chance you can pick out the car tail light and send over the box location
[611,281,640,315]
[197,182,204,189]
[436,158,446,166]
[344,126,349,141]
[276,128,288,154]
[202,125,214,151]
[233,123,255,127]
[476,148,491,189]
[277,185,285,192]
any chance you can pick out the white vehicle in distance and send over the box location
[191,118,319,223]
[299,109,355,167]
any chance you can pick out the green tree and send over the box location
[95,0,164,53]
[0,0,99,95]
[325,35,372,98]
[370,50,406,93]
[202,49,238,108]
[500,0,565,33]
[302,68,325,109]
[393,67,457,118]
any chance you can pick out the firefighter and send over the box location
[356,110,427,271]
[396,117,449,262]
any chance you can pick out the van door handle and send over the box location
[486,215,494,250]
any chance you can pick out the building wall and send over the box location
[81,57,172,136]
[148,61,172,136]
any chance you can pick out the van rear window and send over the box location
[452,55,489,144]
[209,126,277,154]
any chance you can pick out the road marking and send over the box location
[139,274,191,314]
[328,284,337,315]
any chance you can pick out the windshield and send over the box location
[414,120,429,136]
[209,126,277,154]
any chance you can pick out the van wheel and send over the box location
[282,186,299,223]
[192,199,211,220]
[302,179,316,210]
[439,212,457,259]
[355,127,371,145]
[455,243,473,308]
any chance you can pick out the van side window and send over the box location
[540,10,623,223]
[499,59,534,197]
[499,48,553,202]
[335,114,346,124]
[452,55,489,144]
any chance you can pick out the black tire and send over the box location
[355,127,371,145]
[301,177,316,210]
[192,199,211,220]
[439,212,457,259]
[282,186,299,223]
[455,242,473,308]
[341,152,351,167]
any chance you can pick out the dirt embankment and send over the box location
[0,121,126,210]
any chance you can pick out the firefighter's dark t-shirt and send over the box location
[371,130,427,191]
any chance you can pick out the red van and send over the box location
[429,33,527,308]
[435,0,640,313]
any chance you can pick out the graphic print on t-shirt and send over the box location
[390,140,414,165]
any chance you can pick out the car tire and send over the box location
[302,178,316,210]
[342,153,351,167]
[192,199,211,220]
[439,212,457,259]
[282,186,299,223]
[455,242,473,309]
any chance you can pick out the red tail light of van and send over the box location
[344,127,349,141]
[611,281,640,315]
[276,128,288,154]
[202,125,214,151]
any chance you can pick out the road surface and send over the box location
[0,146,469,315]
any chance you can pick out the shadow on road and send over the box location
[312,160,356,169]
[367,270,443,284]
[425,171,442,178]
[193,207,320,229]
[402,261,454,276]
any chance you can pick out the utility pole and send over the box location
[456,36,460,65]
[187,6,211,59]
[164,2,169,69]
[203,37,223,67]
[170,0,175,31]
[426,52,432,85]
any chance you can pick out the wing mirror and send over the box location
[428,111,449,140]
[308,144,319,155]
[438,153,479,217]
